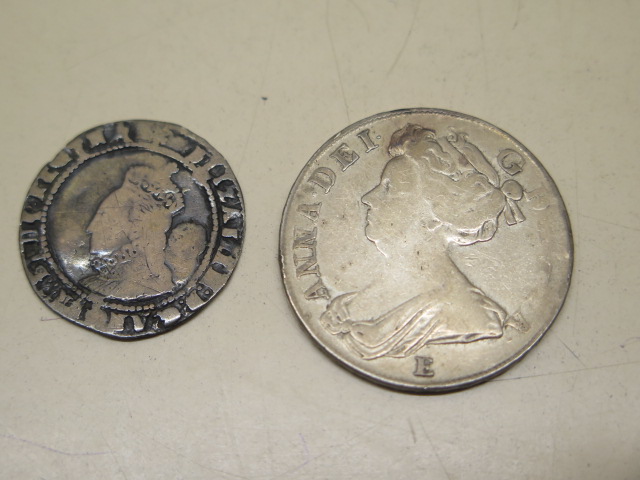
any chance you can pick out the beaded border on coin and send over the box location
[20,120,244,339]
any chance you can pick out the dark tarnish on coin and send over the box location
[20,120,244,339]
[280,109,572,392]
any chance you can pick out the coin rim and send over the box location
[279,108,574,392]
[19,119,245,340]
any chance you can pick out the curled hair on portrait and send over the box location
[388,124,437,157]
[124,159,185,216]
[388,123,525,247]
[388,124,461,179]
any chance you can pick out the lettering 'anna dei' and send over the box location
[281,109,572,391]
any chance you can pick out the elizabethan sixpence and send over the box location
[20,120,244,339]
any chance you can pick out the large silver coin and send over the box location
[20,120,244,339]
[280,109,572,392]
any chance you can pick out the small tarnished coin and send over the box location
[280,109,572,392]
[20,120,244,339]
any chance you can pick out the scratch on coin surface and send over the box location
[387,0,419,76]
[325,0,350,122]
[0,433,110,457]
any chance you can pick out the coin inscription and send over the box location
[20,120,244,339]
[280,109,572,392]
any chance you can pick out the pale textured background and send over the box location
[1,1,639,479]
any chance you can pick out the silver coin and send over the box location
[20,120,244,339]
[280,109,572,392]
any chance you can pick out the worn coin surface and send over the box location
[280,109,572,392]
[20,120,244,339]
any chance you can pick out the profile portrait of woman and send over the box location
[81,156,205,299]
[320,124,528,360]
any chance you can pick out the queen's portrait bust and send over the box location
[320,123,528,360]
[81,157,206,299]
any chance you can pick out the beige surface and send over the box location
[1,1,639,479]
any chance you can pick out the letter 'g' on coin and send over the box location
[280,109,572,392]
